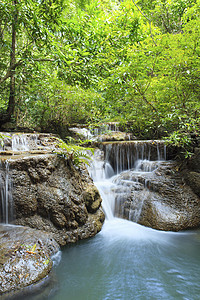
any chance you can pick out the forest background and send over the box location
[0,0,199,155]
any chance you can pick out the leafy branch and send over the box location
[54,139,94,167]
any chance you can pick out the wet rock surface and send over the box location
[4,154,105,246]
[0,132,59,152]
[68,124,135,143]
[97,131,133,142]
[0,225,59,295]
[114,161,200,231]
[184,172,200,197]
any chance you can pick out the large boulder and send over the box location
[1,154,105,246]
[114,161,200,231]
[0,225,59,295]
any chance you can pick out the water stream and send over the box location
[47,145,200,300]
[1,139,200,299]
[0,160,14,224]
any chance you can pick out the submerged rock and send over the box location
[3,154,104,246]
[0,225,59,295]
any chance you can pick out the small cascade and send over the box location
[89,149,115,182]
[0,142,3,151]
[91,122,119,136]
[102,140,166,173]
[134,159,159,172]
[0,160,14,224]
[113,168,152,222]
[88,150,115,219]
[12,134,29,151]
[69,127,93,139]
[29,134,39,149]
[91,126,107,136]
[0,132,59,152]
[107,122,119,132]
[90,140,168,223]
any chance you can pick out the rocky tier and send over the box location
[114,160,200,231]
[0,154,105,246]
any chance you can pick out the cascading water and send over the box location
[48,140,200,300]
[88,149,115,219]
[88,122,121,138]
[89,141,167,222]
[0,160,14,224]
[12,134,29,151]
[102,140,166,174]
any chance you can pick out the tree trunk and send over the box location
[6,0,17,120]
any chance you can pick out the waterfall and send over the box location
[89,122,120,137]
[0,160,14,224]
[102,140,166,174]
[107,122,119,132]
[1,132,59,152]
[12,134,29,151]
[88,150,115,219]
[89,141,167,222]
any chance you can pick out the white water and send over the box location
[12,134,29,151]
[88,143,166,222]
[90,122,120,136]
[103,141,167,174]
[0,161,14,224]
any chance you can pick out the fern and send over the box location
[55,138,94,167]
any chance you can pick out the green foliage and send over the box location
[0,133,10,148]
[0,0,199,157]
[16,74,105,129]
[165,131,192,148]
[95,0,200,140]
[164,131,193,158]
[55,138,94,167]
[149,0,195,33]
[0,134,5,148]
[164,115,199,156]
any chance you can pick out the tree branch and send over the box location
[135,83,157,112]
[131,0,157,46]
[0,58,54,84]
[0,61,22,84]
[34,58,55,62]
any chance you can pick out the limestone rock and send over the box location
[83,184,102,213]
[97,131,132,142]
[182,150,200,197]
[185,171,200,197]
[6,154,105,246]
[0,225,59,295]
[114,161,200,231]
